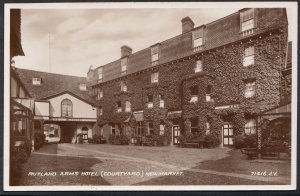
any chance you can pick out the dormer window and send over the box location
[121,57,128,75]
[32,77,42,85]
[192,27,204,52]
[79,83,87,91]
[151,44,160,66]
[195,60,203,73]
[98,67,103,82]
[240,8,255,36]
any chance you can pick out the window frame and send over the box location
[61,98,73,117]
[195,60,203,73]
[243,46,255,67]
[244,81,256,98]
[151,72,159,83]
[32,77,42,85]
[190,118,199,134]
[244,119,256,135]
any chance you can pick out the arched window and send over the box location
[61,99,73,117]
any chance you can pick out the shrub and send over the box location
[34,132,45,150]
[244,134,257,148]
[157,135,168,146]
[233,134,245,149]
[109,134,129,145]
[204,134,220,148]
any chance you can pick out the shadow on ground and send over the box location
[135,149,291,185]
[15,144,110,186]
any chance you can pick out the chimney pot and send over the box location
[121,45,132,58]
[181,16,195,34]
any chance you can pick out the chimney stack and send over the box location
[121,45,132,58]
[181,17,195,34]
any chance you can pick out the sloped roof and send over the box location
[91,8,287,85]
[14,68,94,104]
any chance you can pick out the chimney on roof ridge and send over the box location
[121,45,132,58]
[181,16,195,34]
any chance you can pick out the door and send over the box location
[173,125,180,145]
[223,122,234,146]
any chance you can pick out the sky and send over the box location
[13,7,293,77]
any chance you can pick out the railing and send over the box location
[193,45,204,52]
[242,29,254,37]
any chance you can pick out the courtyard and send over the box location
[17,143,291,186]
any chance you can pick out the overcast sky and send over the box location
[13,7,293,77]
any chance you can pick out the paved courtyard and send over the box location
[18,143,291,186]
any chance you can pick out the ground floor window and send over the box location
[136,122,143,136]
[82,127,88,140]
[244,119,256,135]
[111,124,116,135]
[148,121,154,135]
[159,124,165,135]
[190,118,198,134]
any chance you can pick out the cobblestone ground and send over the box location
[16,143,291,186]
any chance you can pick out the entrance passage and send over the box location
[173,125,180,145]
[223,123,234,146]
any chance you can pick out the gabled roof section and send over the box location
[15,68,94,104]
[41,90,94,106]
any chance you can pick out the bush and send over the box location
[233,134,245,149]
[34,132,45,150]
[204,134,220,148]
[233,134,257,149]
[109,134,129,145]
[157,135,168,146]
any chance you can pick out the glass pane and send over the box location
[229,138,233,145]
[224,129,228,136]
[224,124,228,128]
[175,138,178,143]
[224,138,228,145]
[229,129,233,135]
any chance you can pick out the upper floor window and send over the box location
[98,107,103,116]
[98,67,103,82]
[244,119,256,135]
[244,80,256,98]
[205,121,210,135]
[192,27,204,52]
[190,86,198,103]
[32,77,42,85]
[243,46,254,67]
[116,101,122,113]
[151,72,159,83]
[97,89,103,101]
[61,99,72,117]
[147,94,153,108]
[159,94,164,108]
[195,60,203,73]
[240,8,254,36]
[121,81,127,92]
[125,101,131,112]
[121,57,128,75]
[79,83,87,91]
[206,85,212,102]
[151,44,160,66]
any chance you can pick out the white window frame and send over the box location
[98,107,103,116]
[121,57,128,74]
[240,8,254,36]
[121,81,127,92]
[98,67,103,81]
[125,101,131,112]
[244,81,255,98]
[244,119,256,135]
[243,46,254,67]
[159,124,165,135]
[117,101,122,113]
[79,83,87,91]
[205,122,210,135]
[151,45,160,64]
[32,77,42,85]
[195,60,203,73]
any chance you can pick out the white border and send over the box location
[3,1,298,191]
